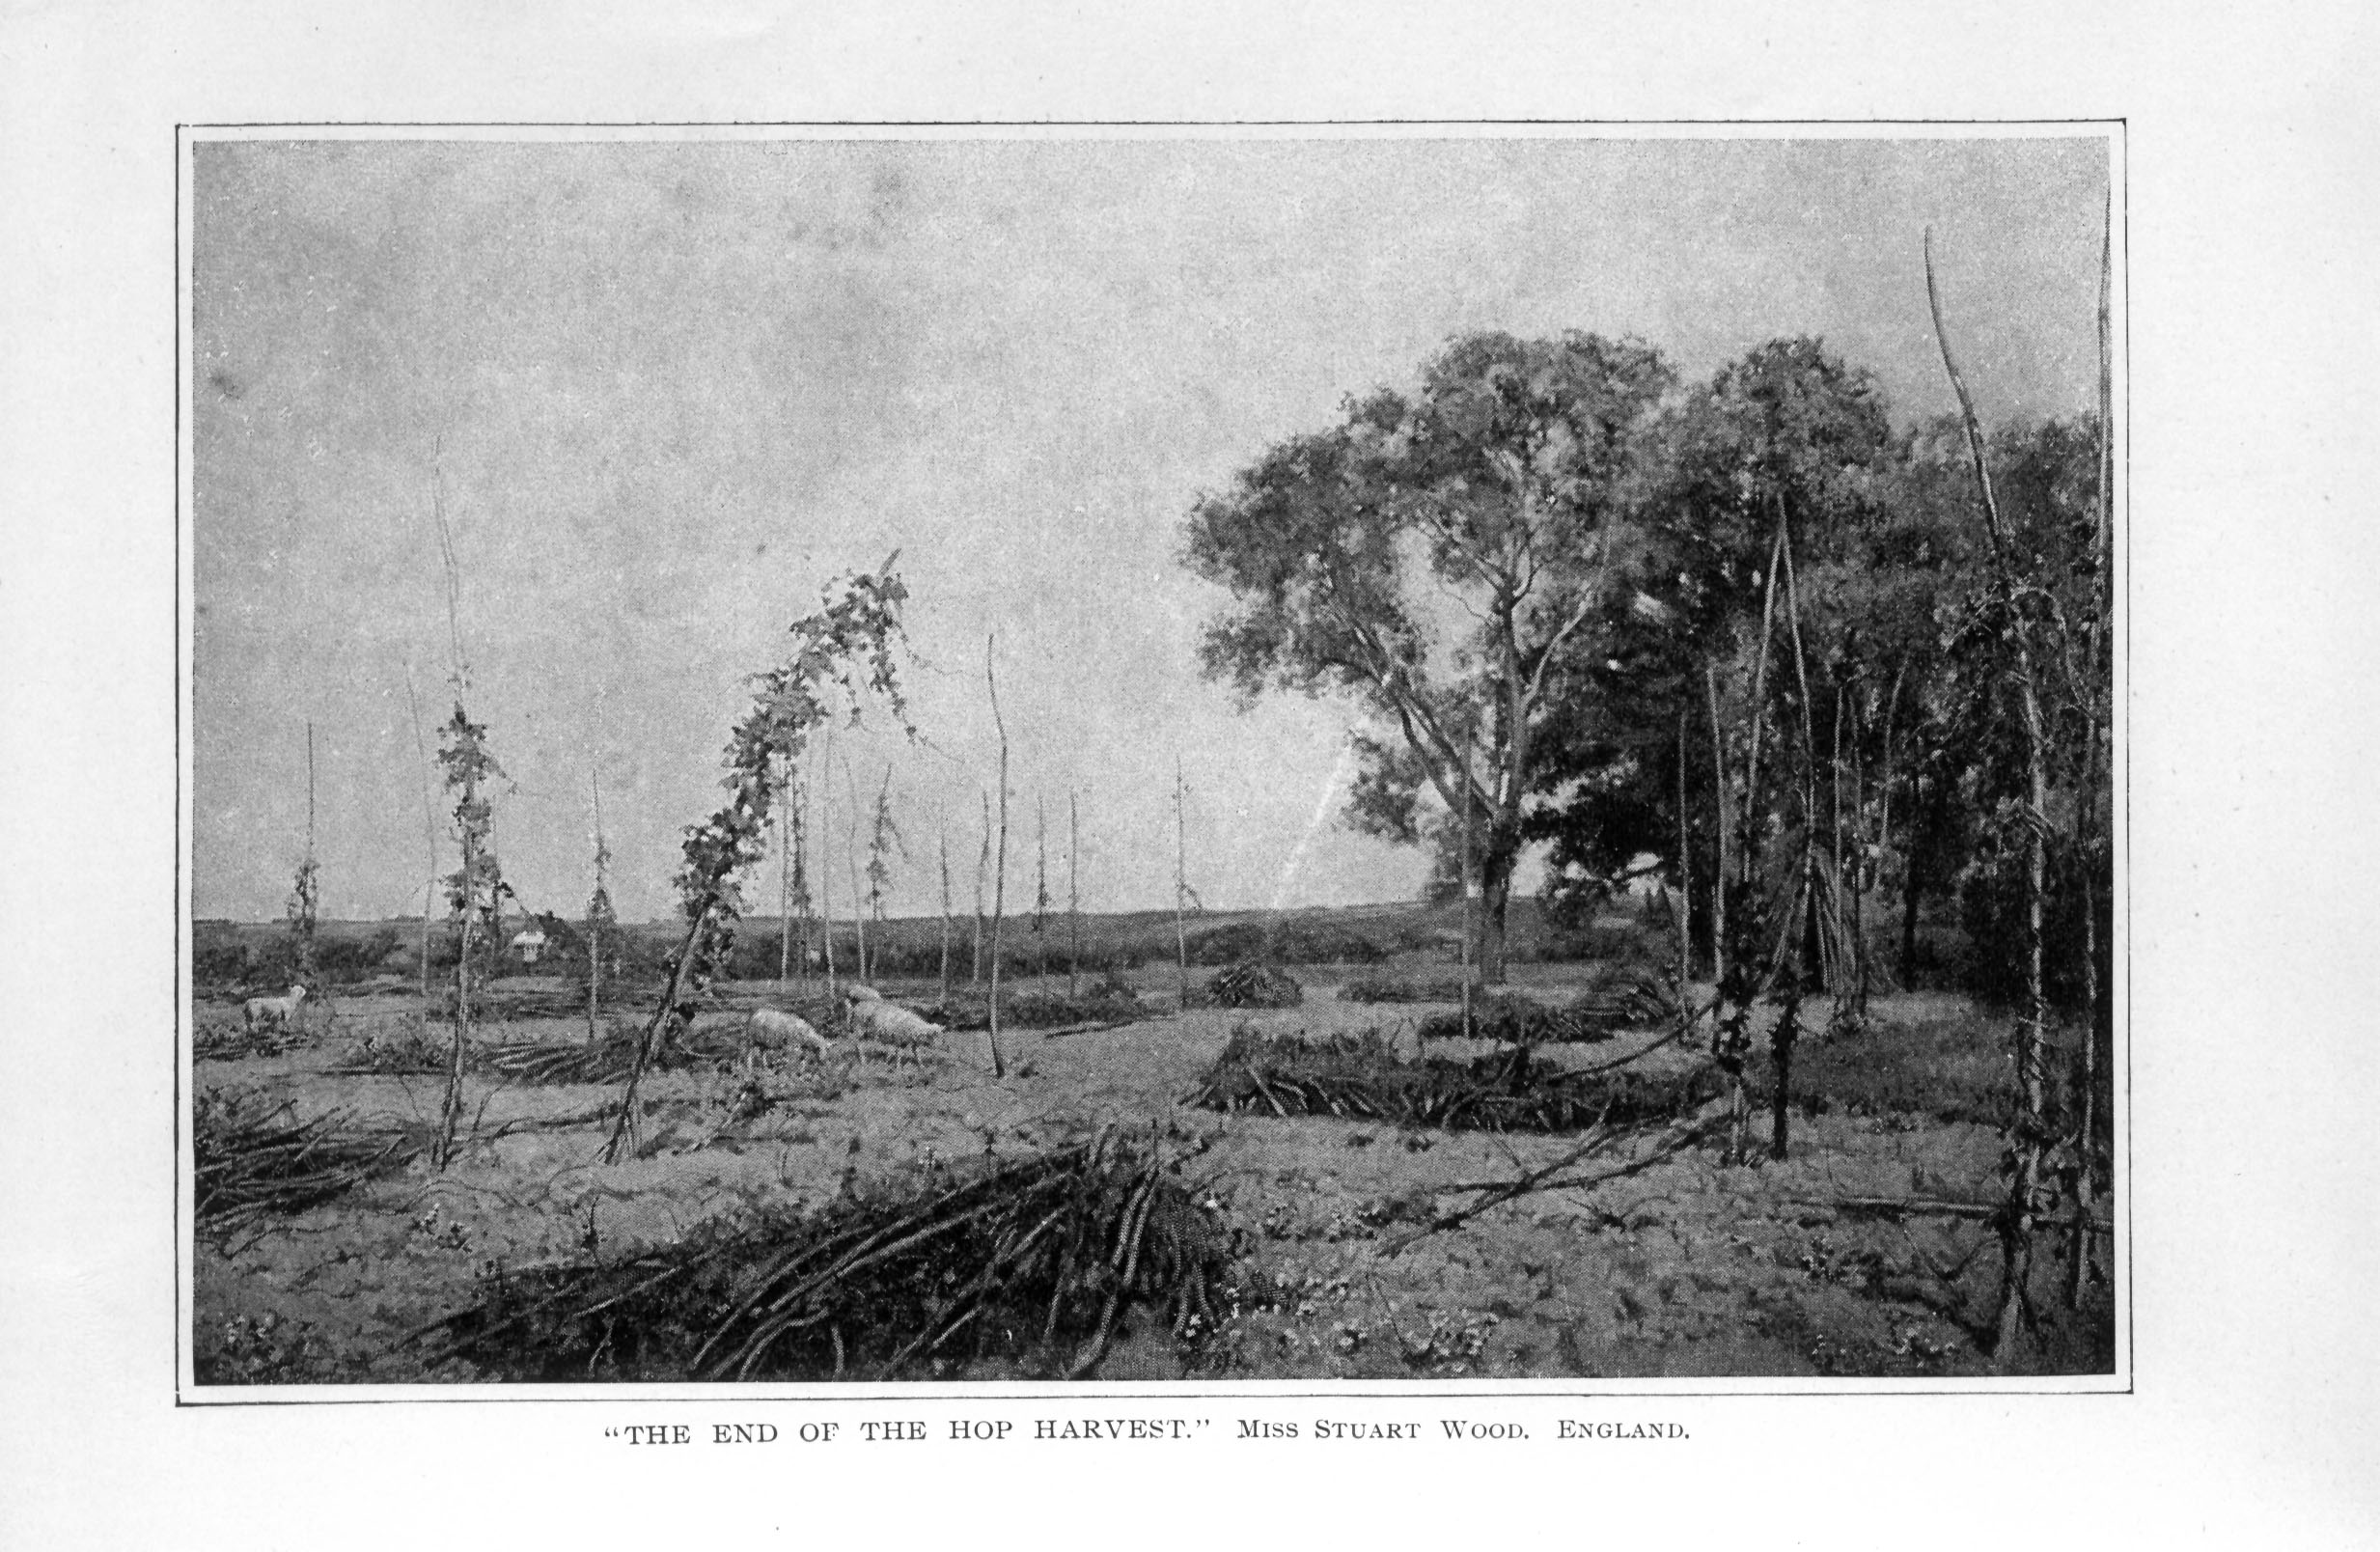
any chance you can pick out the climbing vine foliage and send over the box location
[605,566,912,1162]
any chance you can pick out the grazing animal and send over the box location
[744,1007,832,1066]
[844,994,942,1067]
[243,984,309,1036]
[843,983,884,1004]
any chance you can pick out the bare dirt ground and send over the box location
[191,965,2115,1384]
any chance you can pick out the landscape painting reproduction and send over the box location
[183,128,2120,1391]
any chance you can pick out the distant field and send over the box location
[191,898,1677,992]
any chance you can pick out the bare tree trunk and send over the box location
[983,636,1010,1077]
[1928,228,2052,1359]
[1478,845,1513,986]
[1067,790,1081,999]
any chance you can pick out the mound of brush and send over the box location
[467,1017,761,1086]
[419,1130,1229,1382]
[1187,962,1303,1010]
[1416,974,1675,1046]
[194,1089,422,1235]
[1186,1026,1724,1134]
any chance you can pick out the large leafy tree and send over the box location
[1529,339,1899,930]
[1186,331,1672,980]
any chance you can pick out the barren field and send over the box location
[191,958,2115,1385]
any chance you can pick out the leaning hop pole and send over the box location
[603,565,911,1164]
[1926,229,2054,1359]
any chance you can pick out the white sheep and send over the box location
[842,983,884,1004]
[844,995,942,1067]
[744,1007,832,1069]
[243,984,309,1036]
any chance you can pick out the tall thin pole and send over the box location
[1676,708,1693,1029]
[404,665,436,1010]
[779,757,795,985]
[1460,745,1475,1040]
[589,767,606,1043]
[1706,664,1729,1009]
[1928,228,2052,1357]
[842,749,867,985]
[939,821,955,1005]
[973,791,990,987]
[984,635,1010,1077]
[1174,759,1190,1008]
[818,720,837,1004]
[1067,790,1081,999]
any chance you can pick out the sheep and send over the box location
[743,1007,832,1072]
[243,984,309,1036]
[844,994,943,1068]
[842,983,884,1004]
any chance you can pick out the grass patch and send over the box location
[1186,1027,1725,1134]
[420,1132,1229,1382]
[1764,1013,2021,1128]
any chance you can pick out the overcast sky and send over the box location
[190,131,2110,924]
